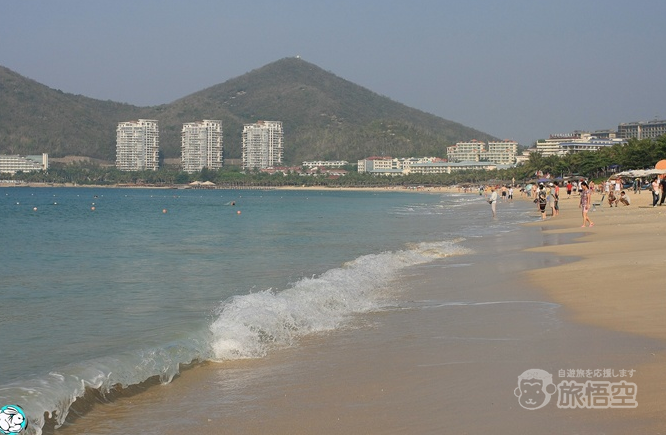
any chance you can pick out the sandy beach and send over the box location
[46,187,666,434]
[524,189,666,429]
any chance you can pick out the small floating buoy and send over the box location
[33,207,38,211]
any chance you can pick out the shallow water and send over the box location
[0,187,533,433]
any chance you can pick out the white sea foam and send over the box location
[1,239,471,435]
[0,334,211,435]
[209,240,471,360]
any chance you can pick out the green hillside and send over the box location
[0,58,498,164]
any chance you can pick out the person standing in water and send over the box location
[489,186,498,218]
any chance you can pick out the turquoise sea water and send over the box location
[0,187,533,433]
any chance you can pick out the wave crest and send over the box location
[210,240,471,360]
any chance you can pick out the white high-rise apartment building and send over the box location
[116,119,159,171]
[242,121,284,169]
[181,120,223,173]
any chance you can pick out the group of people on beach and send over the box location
[482,173,666,226]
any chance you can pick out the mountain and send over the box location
[0,58,498,164]
[0,66,145,161]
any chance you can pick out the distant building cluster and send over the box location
[114,119,283,172]
[5,117,665,176]
[529,119,666,158]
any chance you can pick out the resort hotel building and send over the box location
[242,121,284,169]
[116,119,160,171]
[618,119,666,140]
[534,132,626,156]
[357,156,503,175]
[181,120,223,173]
[0,153,48,174]
[446,139,518,164]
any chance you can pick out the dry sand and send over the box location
[524,190,666,429]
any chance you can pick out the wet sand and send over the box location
[53,194,665,434]
[525,191,666,430]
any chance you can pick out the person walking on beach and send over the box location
[553,181,560,216]
[659,177,666,206]
[579,181,594,227]
[489,186,498,218]
[536,183,548,220]
[651,178,660,207]
[566,181,572,198]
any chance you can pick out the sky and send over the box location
[1,0,665,146]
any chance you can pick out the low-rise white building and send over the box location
[618,119,666,140]
[447,140,485,162]
[559,137,626,154]
[358,156,501,175]
[447,140,517,164]
[0,153,49,174]
[302,160,348,168]
[408,160,498,174]
[486,140,518,164]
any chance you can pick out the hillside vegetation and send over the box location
[0,58,498,164]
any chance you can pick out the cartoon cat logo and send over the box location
[0,405,27,434]
[514,369,557,410]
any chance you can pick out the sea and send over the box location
[0,186,535,434]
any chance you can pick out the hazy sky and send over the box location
[1,0,665,146]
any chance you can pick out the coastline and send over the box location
[49,191,666,434]
[0,181,460,194]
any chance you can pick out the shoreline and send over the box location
[0,181,462,193]
[51,193,666,434]
[17,188,666,433]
